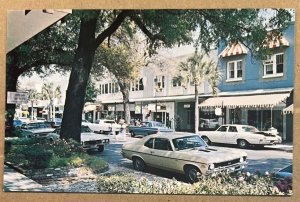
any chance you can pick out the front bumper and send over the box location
[206,161,248,175]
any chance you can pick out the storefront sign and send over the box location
[184,104,190,108]
[215,107,222,116]
[7,91,28,104]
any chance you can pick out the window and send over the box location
[154,76,165,92]
[114,82,119,93]
[131,79,144,91]
[263,53,284,78]
[144,138,154,148]
[99,85,102,94]
[154,138,172,151]
[104,84,108,94]
[172,77,182,87]
[227,60,243,81]
[217,126,228,132]
[109,83,112,93]
[228,126,237,132]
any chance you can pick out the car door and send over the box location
[139,138,156,166]
[150,138,175,170]
[213,125,228,143]
[226,126,239,144]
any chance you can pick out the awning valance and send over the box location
[219,42,248,58]
[263,36,289,49]
[199,93,289,108]
[283,104,293,114]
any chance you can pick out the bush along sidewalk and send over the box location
[97,171,292,195]
[5,137,109,182]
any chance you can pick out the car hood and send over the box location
[179,146,246,164]
[81,132,109,141]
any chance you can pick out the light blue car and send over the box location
[129,121,173,137]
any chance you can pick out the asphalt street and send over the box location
[92,136,293,182]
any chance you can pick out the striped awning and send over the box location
[283,104,293,114]
[219,42,248,58]
[199,93,289,108]
[263,36,289,49]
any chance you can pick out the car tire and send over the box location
[133,157,146,172]
[202,136,211,145]
[185,166,200,183]
[98,145,104,152]
[238,139,248,149]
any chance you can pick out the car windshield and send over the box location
[241,126,259,132]
[154,122,164,127]
[172,135,207,151]
[81,126,93,133]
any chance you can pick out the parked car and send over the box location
[82,119,121,134]
[275,164,292,179]
[45,118,62,128]
[128,121,173,137]
[13,119,23,128]
[48,126,110,152]
[20,122,56,138]
[199,124,282,149]
[121,132,247,182]
[200,118,219,129]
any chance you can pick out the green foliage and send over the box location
[85,79,99,102]
[85,156,108,173]
[97,172,291,195]
[23,145,54,169]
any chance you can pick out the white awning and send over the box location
[283,104,293,114]
[199,93,289,108]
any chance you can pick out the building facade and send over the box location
[94,47,218,131]
[200,22,294,142]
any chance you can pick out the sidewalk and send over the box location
[3,165,51,192]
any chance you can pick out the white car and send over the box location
[122,132,247,182]
[47,126,110,152]
[82,119,121,134]
[199,124,282,149]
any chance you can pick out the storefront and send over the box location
[199,92,292,140]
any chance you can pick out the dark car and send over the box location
[275,164,292,179]
[129,121,173,137]
[20,122,56,138]
[45,118,62,128]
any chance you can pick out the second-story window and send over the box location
[131,78,144,91]
[172,77,181,87]
[154,76,165,92]
[226,60,243,82]
[263,53,284,78]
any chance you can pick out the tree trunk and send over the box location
[60,16,98,142]
[6,54,21,134]
[119,84,131,125]
[194,83,199,133]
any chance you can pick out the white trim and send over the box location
[263,52,284,78]
[226,60,243,82]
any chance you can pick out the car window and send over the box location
[81,126,92,133]
[241,126,259,132]
[228,126,238,132]
[144,138,154,148]
[154,138,172,151]
[217,126,228,132]
[172,135,206,151]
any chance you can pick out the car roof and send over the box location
[147,132,197,139]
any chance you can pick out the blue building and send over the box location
[199,22,294,142]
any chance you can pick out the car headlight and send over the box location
[209,163,215,170]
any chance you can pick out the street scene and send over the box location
[4,9,294,196]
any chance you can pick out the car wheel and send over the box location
[238,139,248,149]
[133,157,146,172]
[185,166,200,183]
[98,145,104,152]
[202,136,211,145]
[131,131,135,137]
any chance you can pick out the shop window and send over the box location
[226,60,243,82]
[263,53,284,78]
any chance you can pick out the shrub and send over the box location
[97,172,291,195]
[22,145,53,169]
[85,156,108,173]
[49,155,70,168]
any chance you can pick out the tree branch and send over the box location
[94,10,131,50]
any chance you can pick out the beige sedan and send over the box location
[121,132,247,183]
